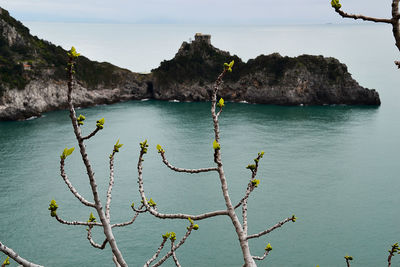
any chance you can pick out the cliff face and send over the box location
[152,38,380,105]
[0,7,151,120]
[0,7,380,121]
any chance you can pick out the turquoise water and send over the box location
[1,24,400,266]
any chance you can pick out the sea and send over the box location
[0,22,399,267]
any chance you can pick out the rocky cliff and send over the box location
[0,7,151,120]
[151,36,380,106]
[0,7,380,120]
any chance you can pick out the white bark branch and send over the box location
[247,217,293,240]
[67,57,127,267]
[144,237,168,267]
[87,226,108,249]
[151,225,194,267]
[160,151,218,173]
[252,250,270,261]
[0,241,43,267]
[55,214,102,226]
[137,149,229,220]
[60,158,95,208]
[106,151,116,221]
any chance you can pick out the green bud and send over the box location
[156,144,165,153]
[96,118,105,129]
[114,139,124,152]
[217,98,225,108]
[48,199,58,217]
[60,147,75,160]
[3,256,10,266]
[169,232,176,241]
[193,224,199,230]
[77,114,86,125]
[140,140,149,154]
[265,243,272,251]
[88,212,96,223]
[67,46,81,59]
[246,164,256,171]
[251,179,260,187]
[344,255,353,261]
[213,140,220,150]
[291,214,297,222]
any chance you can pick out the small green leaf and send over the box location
[96,118,105,129]
[169,232,176,241]
[251,179,260,187]
[61,147,75,159]
[217,98,225,108]
[224,60,235,72]
[331,0,341,9]
[265,243,272,251]
[188,217,194,225]
[213,140,220,150]
[344,255,353,261]
[48,199,58,217]
[67,46,81,58]
[148,198,156,207]
[114,139,124,152]
[88,212,96,223]
[3,256,10,266]
[156,144,165,153]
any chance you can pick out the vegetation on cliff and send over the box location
[0,8,134,96]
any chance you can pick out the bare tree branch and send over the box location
[334,8,392,24]
[247,217,293,240]
[171,242,181,267]
[252,250,270,261]
[144,237,168,267]
[0,241,43,267]
[106,150,116,221]
[137,146,229,220]
[86,226,108,249]
[152,226,194,267]
[159,151,218,174]
[55,214,102,227]
[60,158,95,208]
[111,205,144,228]
[66,55,127,267]
[82,127,101,141]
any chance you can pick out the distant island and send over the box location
[0,7,380,121]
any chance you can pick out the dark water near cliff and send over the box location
[1,24,400,266]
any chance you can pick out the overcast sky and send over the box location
[0,0,394,24]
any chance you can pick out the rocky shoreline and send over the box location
[0,8,380,121]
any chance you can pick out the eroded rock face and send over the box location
[0,79,150,120]
[152,40,380,106]
[0,10,381,121]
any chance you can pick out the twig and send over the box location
[106,151,116,221]
[152,225,194,267]
[82,128,101,141]
[247,217,293,240]
[55,214,102,227]
[111,205,144,228]
[144,237,168,267]
[159,151,218,173]
[60,158,95,208]
[0,241,43,267]
[66,54,127,266]
[252,250,270,261]
[334,9,392,23]
[87,226,108,249]
[137,147,229,220]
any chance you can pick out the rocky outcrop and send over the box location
[152,37,380,106]
[0,7,380,121]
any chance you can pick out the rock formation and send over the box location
[0,7,380,121]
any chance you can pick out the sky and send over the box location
[0,0,394,25]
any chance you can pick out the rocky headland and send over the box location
[0,7,380,120]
